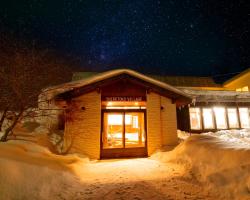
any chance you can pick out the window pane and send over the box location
[125,112,145,148]
[239,108,250,128]
[103,113,123,148]
[227,108,239,128]
[189,107,201,130]
[242,86,249,92]
[125,115,132,125]
[108,114,123,125]
[213,107,227,129]
[202,108,214,129]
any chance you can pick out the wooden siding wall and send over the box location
[147,92,178,155]
[160,96,178,145]
[64,91,101,159]
[63,90,178,158]
[147,92,161,155]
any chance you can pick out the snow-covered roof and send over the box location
[223,68,250,86]
[180,87,250,102]
[73,71,222,87]
[42,69,192,100]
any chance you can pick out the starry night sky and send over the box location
[0,0,249,80]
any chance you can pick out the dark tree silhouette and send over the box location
[0,35,74,141]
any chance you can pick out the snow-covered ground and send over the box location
[153,129,250,199]
[0,140,89,200]
[0,140,219,200]
[1,129,250,200]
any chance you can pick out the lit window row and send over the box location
[236,86,249,92]
[189,107,250,130]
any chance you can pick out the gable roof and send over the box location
[72,72,98,81]
[72,72,221,88]
[223,68,250,86]
[42,69,192,105]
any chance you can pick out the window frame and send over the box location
[189,107,202,130]
[227,107,240,129]
[213,106,228,130]
[202,107,216,130]
[238,107,250,128]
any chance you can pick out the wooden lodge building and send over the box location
[41,68,250,159]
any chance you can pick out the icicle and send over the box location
[192,98,196,106]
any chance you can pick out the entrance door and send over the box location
[101,111,147,158]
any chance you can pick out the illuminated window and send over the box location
[202,108,215,129]
[213,107,227,129]
[125,115,132,125]
[189,107,201,130]
[105,114,123,148]
[108,114,123,125]
[227,108,239,128]
[239,108,250,128]
[242,86,249,91]
[132,116,139,128]
[103,112,145,149]
[125,113,145,148]
[236,86,249,92]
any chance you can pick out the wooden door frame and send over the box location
[100,109,148,159]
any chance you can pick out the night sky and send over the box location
[0,0,249,80]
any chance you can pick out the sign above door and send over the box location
[102,96,146,102]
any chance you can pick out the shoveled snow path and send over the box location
[74,158,217,200]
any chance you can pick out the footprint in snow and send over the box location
[85,191,93,195]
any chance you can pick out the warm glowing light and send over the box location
[106,106,146,109]
[236,86,249,92]
[102,101,146,107]
[132,116,139,128]
[189,107,201,130]
[213,107,227,129]
[125,132,140,141]
[242,86,249,91]
[202,108,214,129]
[103,112,145,149]
[125,115,132,125]
[108,114,123,125]
[239,107,250,128]
[107,102,113,106]
[227,108,239,128]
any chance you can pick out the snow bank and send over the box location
[0,141,89,200]
[177,130,191,140]
[204,129,250,146]
[152,134,250,199]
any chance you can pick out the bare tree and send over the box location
[0,36,74,142]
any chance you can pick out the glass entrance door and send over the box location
[103,112,124,148]
[101,111,146,158]
[125,112,145,148]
